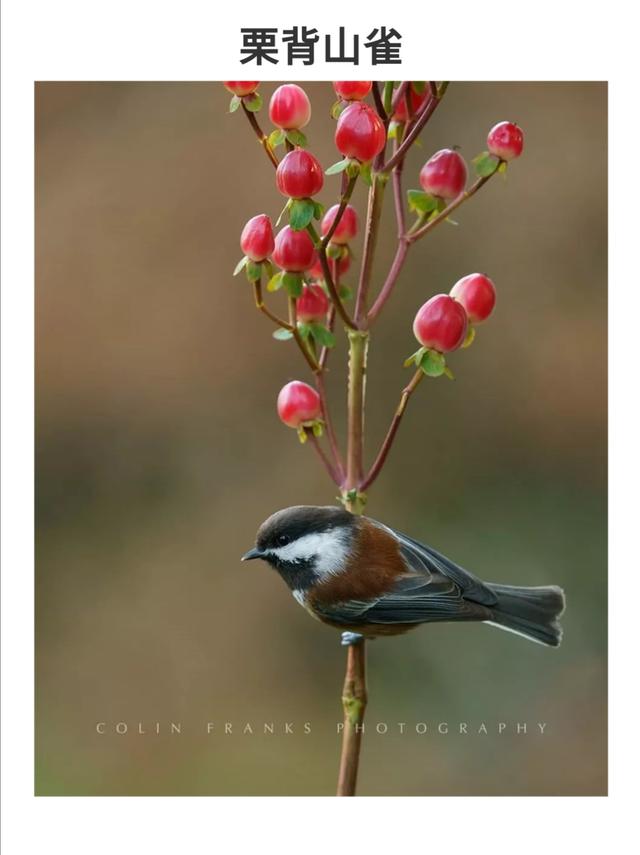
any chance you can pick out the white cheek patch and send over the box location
[269,529,350,577]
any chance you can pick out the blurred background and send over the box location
[35,82,607,796]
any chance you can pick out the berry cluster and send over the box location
[227,81,523,445]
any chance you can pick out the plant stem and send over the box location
[287,295,321,375]
[360,369,424,491]
[406,172,495,244]
[304,428,340,485]
[354,175,387,325]
[252,280,291,329]
[307,223,356,330]
[336,328,370,796]
[241,102,279,169]
[382,89,442,174]
[316,263,345,483]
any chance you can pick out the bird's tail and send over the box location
[485,583,565,647]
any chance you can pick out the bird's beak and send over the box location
[241,547,263,562]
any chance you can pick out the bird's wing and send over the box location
[314,571,487,626]
[380,523,498,607]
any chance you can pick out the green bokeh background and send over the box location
[35,81,607,796]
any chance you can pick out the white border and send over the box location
[2,1,638,852]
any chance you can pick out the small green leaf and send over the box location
[330,99,346,120]
[297,322,311,339]
[233,255,248,276]
[360,162,372,186]
[339,284,353,300]
[443,366,455,380]
[387,122,399,140]
[403,347,425,368]
[461,325,476,349]
[309,323,336,348]
[498,160,508,174]
[311,420,324,438]
[229,95,241,113]
[244,92,262,113]
[412,81,427,94]
[272,328,294,341]
[326,242,343,260]
[285,129,307,147]
[313,201,325,220]
[326,159,350,175]
[289,198,316,231]
[419,349,446,377]
[407,189,438,215]
[245,260,262,282]
[267,272,283,292]
[283,271,303,297]
[445,216,459,226]
[473,151,500,178]
[268,129,286,148]
[275,198,292,227]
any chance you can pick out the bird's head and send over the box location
[242,505,356,590]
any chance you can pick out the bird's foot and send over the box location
[341,631,364,647]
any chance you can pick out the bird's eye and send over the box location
[277,534,290,546]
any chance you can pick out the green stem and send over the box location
[353,174,387,326]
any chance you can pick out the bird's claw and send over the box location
[341,631,364,647]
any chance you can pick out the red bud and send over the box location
[273,226,316,272]
[413,294,468,353]
[487,121,524,161]
[240,214,274,262]
[277,381,321,428]
[419,149,467,200]
[276,149,324,199]
[269,84,311,130]
[450,273,496,324]
[335,103,386,163]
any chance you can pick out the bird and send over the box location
[242,505,565,648]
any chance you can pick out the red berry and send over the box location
[296,283,329,323]
[419,149,467,200]
[487,121,524,161]
[392,84,429,122]
[224,81,259,97]
[240,214,274,262]
[277,381,321,428]
[273,226,316,272]
[450,273,496,324]
[335,102,386,163]
[269,84,311,130]
[321,204,358,244]
[413,294,468,353]
[333,81,372,101]
[276,149,324,199]
[307,250,351,280]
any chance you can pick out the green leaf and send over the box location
[403,347,425,368]
[309,323,336,348]
[297,322,311,339]
[498,160,508,174]
[461,325,476,349]
[326,159,350,175]
[419,349,446,377]
[360,162,372,186]
[243,92,262,113]
[387,122,399,140]
[267,272,283,292]
[412,81,427,94]
[285,129,307,147]
[229,95,241,113]
[289,198,316,231]
[272,328,294,341]
[245,260,262,282]
[275,198,292,227]
[339,284,353,300]
[311,420,324,438]
[407,189,438,215]
[330,99,346,120]
[313,201,325,221]
[283,271,303,297]
[473,151,500,178]
[326,242,343,260]
[233,255,248,276]
[443,366,455,380]
[268,128,286,148]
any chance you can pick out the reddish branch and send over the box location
[241,102,279,169]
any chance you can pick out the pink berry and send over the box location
[277,381,321,428]
[487,121,524,161]
[273,226,316,272]
[450,273,496,324]
[333,81,372,101]
[223,81,259,97]
[413,294,468,353]
[335,102,386,163]
[419,149,467,200]
[276,149,324,199]
[321,204,358,244]
[307,251,351,280]
[269,84,311,130]
[240,214,274,262]
[392,84,428,122]
[296,283,329,323]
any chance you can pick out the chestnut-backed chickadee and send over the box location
[242,505,565,647]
